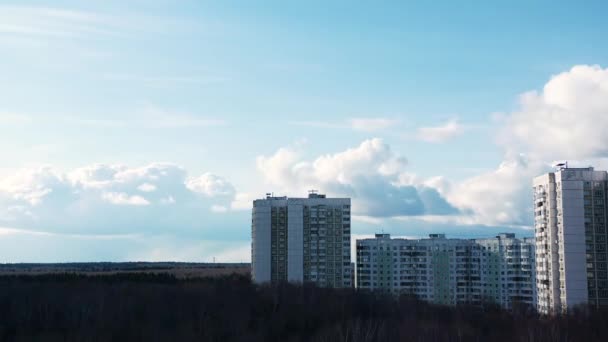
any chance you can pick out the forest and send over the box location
[0,273,607,341]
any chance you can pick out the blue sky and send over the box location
[2,0,608,262]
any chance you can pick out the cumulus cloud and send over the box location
[444,154,549,226]
[266,65,608,229]
[230,193,254,211]
[445,64,608,227]
[0,166,69,206]
[501,65,608,160]
[416,120,465,143]
[0,163,240,234]
[186,173,235,197]
[137,183,156,192]
[101,192,150,206]
[256,138,458,217]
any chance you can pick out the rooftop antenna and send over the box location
[555,161,568,171]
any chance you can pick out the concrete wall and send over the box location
[252,201,271,283]
[559,178,588,309]
[287,202,304,282]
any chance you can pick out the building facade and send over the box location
[251,192,352,288]
[534,167,608,314]
[356,233,535,309]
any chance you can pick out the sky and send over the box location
[2,0,608,262]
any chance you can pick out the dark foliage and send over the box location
[0,274,606,341]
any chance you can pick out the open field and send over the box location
[0,262,250,279]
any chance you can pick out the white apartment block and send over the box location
[251,192,352,288]
[534,167,608,314]
[356,233,535,309]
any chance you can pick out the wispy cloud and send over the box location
[0,112,31,125]
[290,117,398,132]
[141,106,227,128]
[0,4,207,50]
[210,205,228,213]
[289,121,345,129]
[0,226,141,240]
[352,215,384,225]
[349,118,398,132]
[415,119,465,143]
[21,106,227,129]
[100,73,229,88]
[0,5,122,40]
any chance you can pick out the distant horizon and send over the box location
[1,0,608,262]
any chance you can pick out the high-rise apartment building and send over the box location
[356,233,535,309]
[251,192,352,288]
[534,167,608,314]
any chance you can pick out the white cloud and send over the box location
[186,173,235,197]
[0,163,241,235]
[0,166,65,206]
[501,64,608,160]
[257,138,457,217]
[352,215,384,225]
[443,154,548,226]
[442,64,608,227]
[137,183,157,192]
[279,79,608,226]
[404,65,608,228]
[68,164,127,189]
[416,119,465,143]
[230,193,254,211]
[101,192,150,206]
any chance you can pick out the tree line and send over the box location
[0,273,606,341]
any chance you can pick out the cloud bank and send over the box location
[0,163,241,235]
[2,64,608,261]
[502,64,608,160]
[256,138,459,217]
[257,65,608,227]
[451,64,608,226]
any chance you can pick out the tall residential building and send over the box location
[251,192,352,288]
[356,233,535,309]
[534,167,608,314]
